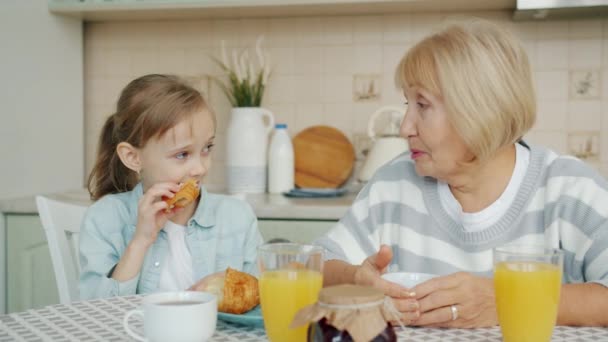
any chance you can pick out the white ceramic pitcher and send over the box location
[226,107,275,193]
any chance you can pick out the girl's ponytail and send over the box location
[87,114,137,200]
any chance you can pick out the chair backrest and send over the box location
[36,195,88,304]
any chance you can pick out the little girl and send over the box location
[79,74,263,299]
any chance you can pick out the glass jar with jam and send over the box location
[291,284,398,342]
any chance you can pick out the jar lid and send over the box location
[319,284,384,306]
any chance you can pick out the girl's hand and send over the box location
[410,272,497,328]
[133,182,181,247]
[353,245,419,324]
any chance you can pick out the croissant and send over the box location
[164,179,200,212]
[204,268,260,314]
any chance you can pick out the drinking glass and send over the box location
[258,243,324,342]
[494,245,564,342]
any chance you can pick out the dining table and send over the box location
[0,295,607,341]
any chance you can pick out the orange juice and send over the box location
[495,261,562,342]
[259,269,323,342]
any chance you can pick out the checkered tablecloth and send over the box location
[0,295,606,341]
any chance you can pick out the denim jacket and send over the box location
[79,184,263,300]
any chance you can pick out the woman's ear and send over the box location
[116,142,142,173]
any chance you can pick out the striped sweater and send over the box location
[315,144,608,287]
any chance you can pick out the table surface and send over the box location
[1,295,607,341]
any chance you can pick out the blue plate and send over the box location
[217,305,264,328]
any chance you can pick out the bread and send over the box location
[204,268,260,314]
[164,179,200,212]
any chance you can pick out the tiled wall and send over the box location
[84,11,608,185]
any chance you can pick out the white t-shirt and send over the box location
[439,143,530,232]
[158,220,194,291]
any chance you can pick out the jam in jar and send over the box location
[308,317,397,342]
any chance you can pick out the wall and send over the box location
[0,0,84,200]
[84,11,608,185]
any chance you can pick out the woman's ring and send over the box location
[450,305,458,321]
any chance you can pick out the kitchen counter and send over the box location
[0,187,357,220]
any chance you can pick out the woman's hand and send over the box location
[133,182,181,247]
[410,272,497,328]
[353,245,420,324]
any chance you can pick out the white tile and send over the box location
[84,44,106,77]
[322,103,354,135]
[293,47,322,75]
[567,100,602,131]
[382,75,405,105]
[601,101,608,162]
[354,45,383,74]
[100,22,144,49]
[212,20,240,48]
[410,13,442,42]
[267,18,295,48]
[569,20,603,39]
[267,47,294,75]
[321,17,353,45]
[264,75,295,104]
[239,19,270,48]
[534,71,569,100]
[207,76,234,116]
[524,130,567,154]
[603,39,608,68]
[127,22,162,49]
[353,102,380,133]
[507,21,538,41]
[295,103,323,131]
[156,49,186,75]
[603,69,608,99]
[322,75,353,102]
[383,45,410,78]
[184,48,222,76]
[521,40,537,70]
[129,48,161,77]
[382,14,411,44]
[293,75,322,103]
[295,17,322,46]
[569,39,602,68]
[536,40,568,70]
[538,21,569,40]
[535,101,567,131]
[265,103,296,133]
[323,46,354,74]
[158,20,212,49]
[103,49,132,77]
[353,16,383,44]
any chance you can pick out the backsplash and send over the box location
[84,11,608,184]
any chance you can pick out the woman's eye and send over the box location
[203,144,215,154]
[176,152,189,160]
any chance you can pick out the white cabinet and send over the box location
[48,0,513,21]
[258,219,336,244]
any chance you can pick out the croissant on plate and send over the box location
[163,179,200,212]
[203,268,260,314]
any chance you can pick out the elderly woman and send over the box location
[315,20,608,328]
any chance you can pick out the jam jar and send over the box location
[291,284,398,342]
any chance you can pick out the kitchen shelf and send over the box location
[48,0,514,21]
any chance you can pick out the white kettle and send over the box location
[358,105,409,182]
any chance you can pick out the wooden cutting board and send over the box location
[292,125,355,188]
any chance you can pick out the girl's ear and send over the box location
[116,142,142,173]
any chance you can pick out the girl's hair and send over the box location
[88,74,213,200]
[395,19,536,162]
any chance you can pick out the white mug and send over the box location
[123,291,217,342]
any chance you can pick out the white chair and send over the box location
[36,195,88,304]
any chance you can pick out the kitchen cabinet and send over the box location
[6,214,59,313]
[48,0,513,21]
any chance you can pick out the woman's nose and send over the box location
[400,109,416,138]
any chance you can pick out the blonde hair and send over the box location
[88,74,214,200]
[396,19,536,162]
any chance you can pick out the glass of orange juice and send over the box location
[258,243,323,342]
[494,245,563,342]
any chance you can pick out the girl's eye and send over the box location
[404,101,409,106]
[176,152,189,160]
